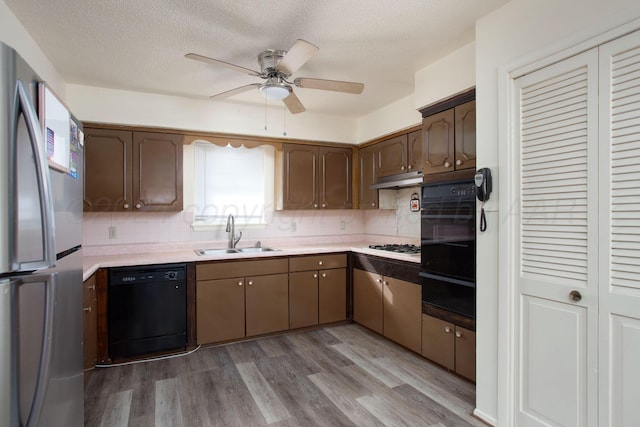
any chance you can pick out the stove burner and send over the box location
[369,244,420,255]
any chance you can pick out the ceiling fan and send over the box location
[185,39,364,114]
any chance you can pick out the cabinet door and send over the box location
[319,268,346,324]
[352,269,383,334]
[421,314,455,371]
[196,278,245,344]
[83,128,132,211]
[406,130,422,172]
[133,132,183,211]
[383,277,422,353]
[455,326,476,381]
[245,273,289,337]
[83,275,97,370]
[359,145,379,209]
[283,143,318,209]
[422,109,455,175]
[376,134,408,177]
[289,271,319,329]
[319,146,352,209]
[454,101,476,170]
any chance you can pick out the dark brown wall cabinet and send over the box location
[358,144,379,209]
[283,143,352,210]
[375,130,422,178]
[422,100,476,174]
[84,128,183,212]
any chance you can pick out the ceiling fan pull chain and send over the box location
[283,106,287,136]
[264,96,268,131]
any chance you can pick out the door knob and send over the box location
[569,290,582,302]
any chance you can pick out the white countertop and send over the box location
[82,241,420,281]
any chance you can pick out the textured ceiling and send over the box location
[6,0,508,119]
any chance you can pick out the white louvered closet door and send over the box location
[598,31,640,427]
[513,49,599,427]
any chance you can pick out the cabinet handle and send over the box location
[248,280,253,286]
[237,281,243,286]
[401,165,405,170]
[321,273,327,278]
[444,161,451,168]
[383,280,389,286]
[456,159,463,166]
[455,330,462,338]
[321,203,326,208]
[123,203,129,209]
[371,202,376,207]
[376,278,383,284]
[313,273,318,279]
[135,203,142,209]
[88,285,95,290]
[407,165,412,170]
[318,261,323,266]
[314,204,318,208]
[83,306,92,312]
[444,326,452,333]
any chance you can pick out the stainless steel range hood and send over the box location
[370,170,424,189]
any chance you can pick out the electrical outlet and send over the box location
[108,226,117,239]
[291,221,297,232]
[340,220,346,230]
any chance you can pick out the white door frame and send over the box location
[495,18,640,426]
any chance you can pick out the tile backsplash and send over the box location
[83,190,421,247]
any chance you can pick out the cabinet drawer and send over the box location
[196,258,288,280]
[289,254,346,272]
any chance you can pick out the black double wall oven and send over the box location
[420,179,476,318]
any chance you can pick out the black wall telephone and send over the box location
[474,168,492,232]
[474,168,492,202]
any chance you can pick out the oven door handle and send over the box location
[419,271,475,288]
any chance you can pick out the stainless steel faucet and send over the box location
[226,214,242,248]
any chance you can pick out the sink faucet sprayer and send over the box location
[226,214,242,248]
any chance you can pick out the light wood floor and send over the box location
[85,324,483,426]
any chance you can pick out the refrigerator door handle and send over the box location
[10,81,56,271]
[11,273,57,427]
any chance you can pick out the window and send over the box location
[193,142,275,226]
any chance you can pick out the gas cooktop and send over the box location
[368,244,421,255]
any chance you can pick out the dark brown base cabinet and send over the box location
[83,274,97,370]
[289,254,347,328]
[421,314,476,381]
[196,258,289,344]
[83,128,183,212]
[352,268,422,354]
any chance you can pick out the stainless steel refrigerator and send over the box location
[0,42,84,426]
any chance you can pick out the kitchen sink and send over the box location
[236,247,278,253]
[194,247,278,256]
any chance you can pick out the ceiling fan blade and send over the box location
[185,53,262,77]
[294,77,364,94]
[276,39,319,75]
[210,83,261,99]
[282,91,306,114]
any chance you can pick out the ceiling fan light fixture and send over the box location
[259,82,291,100]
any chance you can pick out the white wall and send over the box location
[67,84,357,144]
[475,0,640,425]
[414,41,476,111]
[356,94,421,143]
[0,0,66,97]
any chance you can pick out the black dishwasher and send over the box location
[108,263,187,360]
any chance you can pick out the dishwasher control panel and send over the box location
[109,263,186,285]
